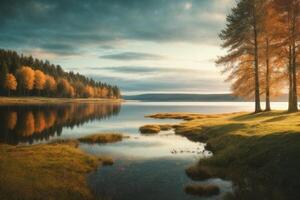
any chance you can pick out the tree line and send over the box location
[0,49,121,98]
[217,0,299,112]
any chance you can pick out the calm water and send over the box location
[0,101,289,199]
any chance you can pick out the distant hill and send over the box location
[123,93,288,102]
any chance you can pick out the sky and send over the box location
[0,0,235,95]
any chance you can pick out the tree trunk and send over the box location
[265,38,271,111]
[288,6,298,112]
[253,6,262,113]
[288,45,294,111]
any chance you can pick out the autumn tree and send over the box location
[217,0,265,113]
[57,79,74,98]
[44,75,57,96]
[4,73,17,96]
[84,85,94,98]
[16,66,35,95]
[259,1,286,111]
[274,0,300,112]
[0,49,121,99]
[34,70,46,95]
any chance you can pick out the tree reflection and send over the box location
[0,103,121,144]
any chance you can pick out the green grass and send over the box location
[148,111,300,199]
[78,133,124,144]
[0,141,110,200]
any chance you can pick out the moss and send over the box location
[0,143,104,200]
[78,133,123,144]
[185,184,220,197]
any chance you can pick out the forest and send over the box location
[217,0,300,113]
[0,49,121,99]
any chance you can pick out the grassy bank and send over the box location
[0,141,110,200]
[149,111,300,199]
[0,97,123,105]
[78,133,124,144]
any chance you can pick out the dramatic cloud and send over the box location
[0,0,234,55]
[0,0,234,93]
[100,52,164,60]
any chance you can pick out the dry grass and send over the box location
[78,133,124,144]
[185,184,220,197]
[0,142,105,200]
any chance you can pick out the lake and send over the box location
[0,101,289,200]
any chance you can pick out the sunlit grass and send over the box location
[0,141,110,200]
[149,111,300,199]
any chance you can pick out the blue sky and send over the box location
[0,0,235,94]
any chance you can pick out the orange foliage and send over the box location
[57,79,74,97]
[16,66,35,91]
[34,70,46,90]
[45,75,57,93]
[84,85,94,98]
[4,73,17,91]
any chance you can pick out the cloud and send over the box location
[100,52,164,60]
[87,73,228,93]
[0,0,234,55]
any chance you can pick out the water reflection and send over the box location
[0,103,121,144]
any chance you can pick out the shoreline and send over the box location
[146,111,300,199]
[0,97,124,105]
[0,134,123,200]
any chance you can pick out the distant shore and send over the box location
[0,97,123,105]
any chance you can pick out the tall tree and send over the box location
[216,0,264,113]
[0,62,8,94]
[4,74,17,96]
[275,0,300,112]
[260,1,286,111]
[16,66,35,95]
[34,70,46,95]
